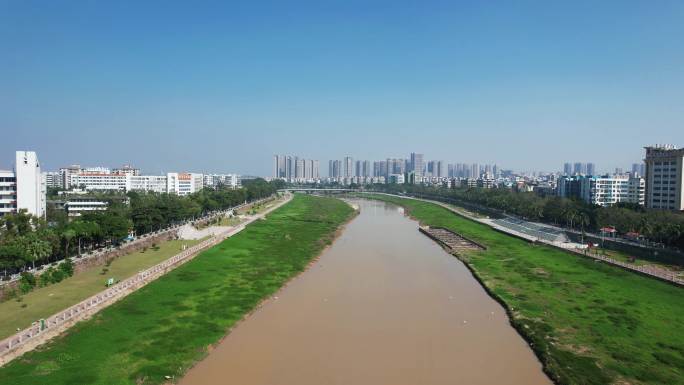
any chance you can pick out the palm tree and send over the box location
[20,233,52,270]
[564,208,578,230]
[62,229,76,258]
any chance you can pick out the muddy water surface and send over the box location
[180,199,551,385]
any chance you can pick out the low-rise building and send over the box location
[167,172,203,196]
[72,172,127,191]
[62,198,109,217]
[388,173,405,184]
[126,175,168,193]
[203,174,241,189]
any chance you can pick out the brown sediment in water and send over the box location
[179,199,551,385]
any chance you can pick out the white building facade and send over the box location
[579,175,645,207]
[0,151,46,218]
[126,175,168,193]
[644,145,684,211]
[203,174,241,189]
[167,173,203,196]
[0,170,16,216]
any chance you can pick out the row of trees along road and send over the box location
[372,183,684,250]
[0,178,280,278]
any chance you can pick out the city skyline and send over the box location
[2,2,683,175]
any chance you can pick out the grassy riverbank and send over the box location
[0,238,203,340]
[0,194,355,385]
[364,194,684,385]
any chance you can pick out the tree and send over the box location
[577,212,590,244]
[19,233,52,269]
[0,243,26,276]
[69,220,101,255]
[62,228,76,257]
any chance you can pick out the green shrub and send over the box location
[59,258,74,278]
[19,272,36,294]
[38,273,51,287]
[50,269,65,284]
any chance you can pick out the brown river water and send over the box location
[179,199,551,385]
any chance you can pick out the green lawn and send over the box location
[0,238,203,340]
[0,194,354,385]
[364,194,684,385]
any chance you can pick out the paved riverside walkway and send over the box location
[361,192,684,287]
[0,193,292,366]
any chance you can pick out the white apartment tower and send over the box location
[1,151,47,218]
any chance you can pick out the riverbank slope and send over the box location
[0,194,355,385]
[363,194,684,385]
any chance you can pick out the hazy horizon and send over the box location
[2,1,682,175]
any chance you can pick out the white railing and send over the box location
[0,228,229,358]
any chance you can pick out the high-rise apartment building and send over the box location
[471,163,480,179]
[586,163,596,176]
[343,157,354,178]
[410,153,424,181]
[437,161,446,178]
[385,158,405,177]
[355,161,362,178]
[273,155,287,179]
[373,161,386,177]
[563,163,572,175]
[295,158,305,180]
[329,160,342,179]
[644,145,684,210]
[362,160,371,178]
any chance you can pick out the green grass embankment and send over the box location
[364,194,684,385]
[0,194,355,385]
[0,239,203,340]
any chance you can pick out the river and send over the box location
[179,199,551,385]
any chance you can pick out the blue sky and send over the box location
[1,0,682,175]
